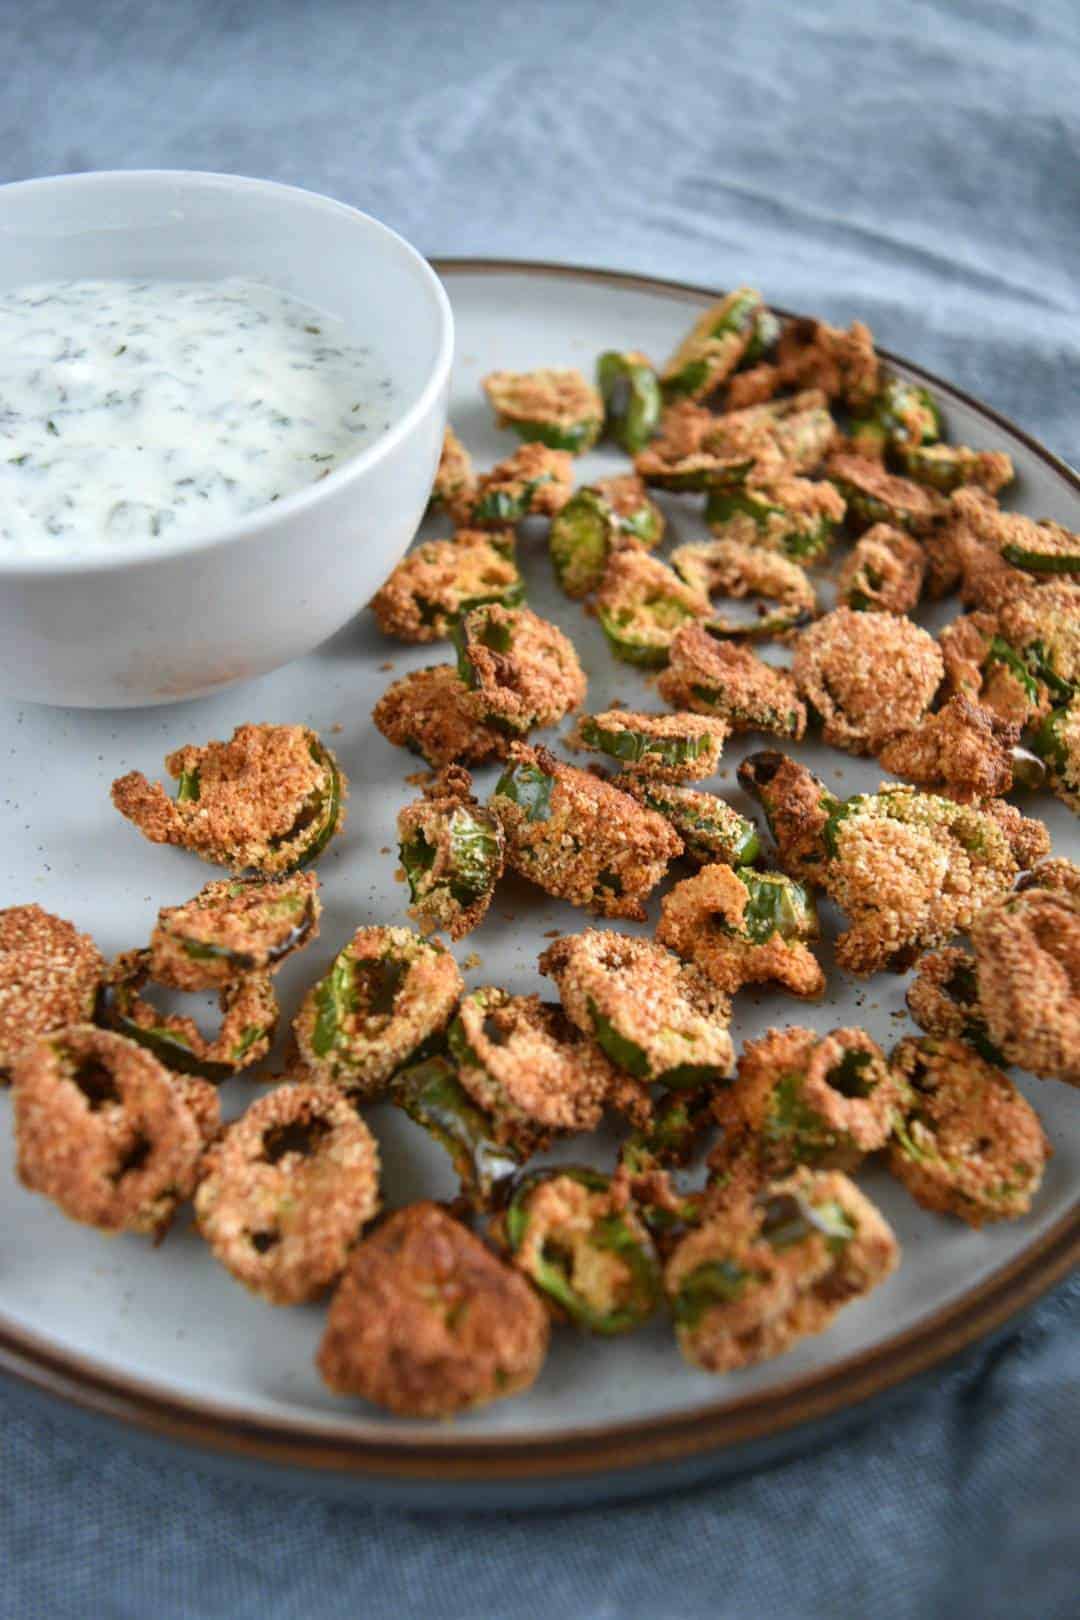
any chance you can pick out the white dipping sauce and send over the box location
[0,277,396,557]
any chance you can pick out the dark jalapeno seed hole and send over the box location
[249,1230,279,1253]
[74,1058,121,1111]
[262,1117,331,1163]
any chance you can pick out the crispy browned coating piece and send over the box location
[195,1083,380,1304]
[148,872,321,991]
[670,539,818,637]
[724,363,781,410]
[430,425,476,519]
[877,694,1021,802]
[793,608,943,754]
[665,1168,899,1373]
[970,887,1080,1088]
[372,664,507,767]
[937,611,1044,726]
[13,1025,213,1237]
[107,947,279,1078]
[711,1026,905,1180]
[888,1037,1050,1225]
[111,723,346,875]
[0,905,105,1077]
[657,624,807,740]
[905,947,1001,1057]
[452,988,615,1145]
[775,318,880,408]
[466,442,575,525]
[456,603,587,733]
[594,548,712,664]
[491,743,682,921]
[1019,857,1080,899]
[397,766,504,940]
[836,523,926,614]
[568,708,728,781]
[704,474,846,555]
[826,449,948,534]
[317,1202,549,1416]
[657,863,824,999]
[369,529,520,643]
[483,367,603,452]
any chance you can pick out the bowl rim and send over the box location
[0,169,455,577]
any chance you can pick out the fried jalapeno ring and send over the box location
[569,709,727,781]
[112,723,346,874]
[293,926,463,1097]
[106,949,278,1082]
[712,1026,905,1180]
[391,1055,523,1208]
[704,476,846,564]
[877,695,1026,803]
[194,1083,380,1305]
[617,778,761,867]
[658,864,824,1000]
[449,988,614,1147]
[549,474,664,598]
[500,1167,663,1335]
[671,539,817,640]
[620,1086,716,1173]
[490,743,681,920]
[905,948,1005,1065]
[595,549,711,668]
[596,349,662,453]
[970,886,1080,1087]
[848,375,942,456]
[1017,856,1080,899]
[738,753,1049,975]
[657,623,807,740]
[774,317,880,409]
[0,905,105,1077]
[464,443,575,528]
[888,1037,1050,1225]
[483,367,603,454]
[317,1201,550,1416]
[1033,695,1080,812]
[660,286,765,402]
[836,523,926,615]
[429,425,476,519]
[148,873,321,991]
[826,450,947,534]
[13,1025,214,1237]
[665,1169,898,1373]
[539,930,735,1089]
[397,766,504,940]
[452,602,587,734]
[370,528,523,642]
[937,613,1047,729]
[792,607,943,755]
[373,663,506,768]
[897,443,1014,495]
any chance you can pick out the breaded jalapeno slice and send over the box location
[1033,694,1080,813]
[704,475,845,565]
[970,886,1080,1088]
[774,317,880,409]
[549,474,664,599]
[906,949,1005,1066]
[888,1037,1050,1225]
[793,607,944,756]
[318,1202,550,1417]
[657,624,807,741]
[847,373,942,457]
[617,778,761,867]
[107,949,278,1082]
[490,744,681,920]
[539,931,734,1090]
[448,988,614,1148]
[595,350,662,453]
[370,528,523,643]
[483,367,603,454]
[671,539,818,640]
[836,523,926,615]
[195,1083,380,1304]
[569,709,727,781]
[897,443,1014,496]
[148,873,321,991]
[397,766,504,941]
[595,549,711,668]
[112,723,345,874]
[739,752,1049,975]
[453,602,587,735]
[391,1055,523,1208]
[665,1169,898,1373]
[500,1167,662,1335]
[428,424,476,519]
[712,1026,905,1180]
[465,443,575,528]
[294,926,463,1097]
[660,286,765,402]
[0,905,105,1078]
[877,694,1027,804]
[13,1025,216,1238]
[825,449,947,534]
[373,663,506,768]
[658,864,824,1000]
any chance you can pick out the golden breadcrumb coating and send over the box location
[465,442,575,526]
[836,523,926,614]
[568,708,728,782]
[793,608,943,755]
[148,873,321,991]
[455,602,587,733]
[657,863,824,999]
[373,663,507,767]
[370,529,521,643]
[430,425,476,519]
[877,694,1021,802]
[397,766,504,940]
[970,887,1080,1088]
[658,623,807,740]
[0,905,104,1076]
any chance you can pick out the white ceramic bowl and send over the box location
[0,171,453,707]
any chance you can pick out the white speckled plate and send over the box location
[0,262,1076,1509]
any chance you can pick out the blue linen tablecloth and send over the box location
[2,1,1077,1614]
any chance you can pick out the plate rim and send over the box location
[2,255,1077,1486]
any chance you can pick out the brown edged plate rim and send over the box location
[1,257,1077,1484]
